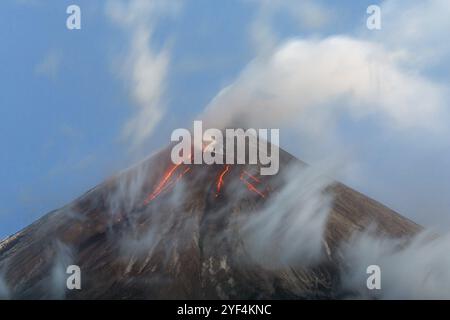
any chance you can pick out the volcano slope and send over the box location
[0,145,421,299]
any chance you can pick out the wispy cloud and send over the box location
[49,240,74,299]
[106,0,181,152]
[233,162,335,269]
[249,0,333,53]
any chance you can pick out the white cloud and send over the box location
[203,36,447,137]
[106,0,180,152]
[202,0,450,147]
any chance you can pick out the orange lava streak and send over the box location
[241,170,261,183]
[240,178,266,198]
[160,166,191,194]
[143,163,187,205]
[215,165,230,196]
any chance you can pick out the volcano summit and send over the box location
[171,121,280,175]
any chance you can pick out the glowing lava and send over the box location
[143,163,191,205]
[144,160,268,206]
[215,165,230,197]
[240,171,266,198]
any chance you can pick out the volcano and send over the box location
[0,144,420,299]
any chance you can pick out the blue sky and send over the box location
[0,0,257,237]
[1,0,450,238]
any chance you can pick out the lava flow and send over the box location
[240,170,266,198]
[215,165,230,197]
[143,163,191,205]
[143,160,270,206]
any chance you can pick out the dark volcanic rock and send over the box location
[0,146,421,299]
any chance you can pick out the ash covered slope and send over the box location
[0,146,420,299]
